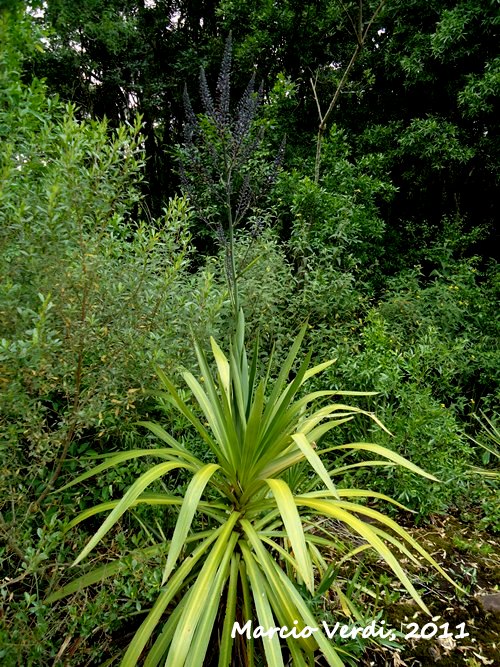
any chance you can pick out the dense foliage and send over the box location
[1,1,498,665]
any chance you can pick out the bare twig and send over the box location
[363,0,387,42]
[312,0,387,183]
[313,41,362,183]
[336,0,359,39]
[310,73,324,124]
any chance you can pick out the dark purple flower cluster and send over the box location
[178,34,285,249]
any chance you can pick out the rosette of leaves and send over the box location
[48,313,458,666]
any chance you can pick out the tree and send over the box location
[349,0,500,264]
[30,0,222,215]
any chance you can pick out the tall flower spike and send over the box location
[179,34,284,256]
[234,72,257,148]
[215,221,227,247]
[199,67,215,118]
[235,172,253,223]
[236,72,256,117]
[216,33,232,128]
[256,80,264,107]
[238,124,265,166]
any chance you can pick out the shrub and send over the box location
[307,258,499,516]
[468,412,500,478]
[0,14,224,662]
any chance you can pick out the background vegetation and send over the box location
[0,1,498,665]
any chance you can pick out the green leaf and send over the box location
[329,443,439,481]
[269,560,345,667]
[292,432,339,499]
[258,448,306,479]
[296,497,431,614]
[265,478,314,592]
[239,559,255,666]
[162,463,220,585]
[331,499,462,590]
[58,449,183,492]
[143,594,190,667]
[303,417,355,444]
[262,324,307,425]
[240,380,265,484]
[73,461,187,566]
[301,359,336,384]
[183,371,235,470]
[241,521,343,666]
[240,520,315,652]
[121,521,237,667]
[240,543,285,667]
[164,516,239,666]
[210,336,231,402]
[218,554,240,667]
[306,488,412,512]
[45,543,167,603]
[155,366,221,460]
[67,493,228,531]
[184,535,237,667]
[136,421,202,465]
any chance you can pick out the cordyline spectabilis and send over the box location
[47,312,460,666]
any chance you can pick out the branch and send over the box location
[336,0,359,40]
[310,75,324,124]
[363,0,387,42]
[320,41,362,134]
[313,0,388,183]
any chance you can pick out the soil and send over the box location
[362,514,500,667]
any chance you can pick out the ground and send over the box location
[364,514,500,666]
